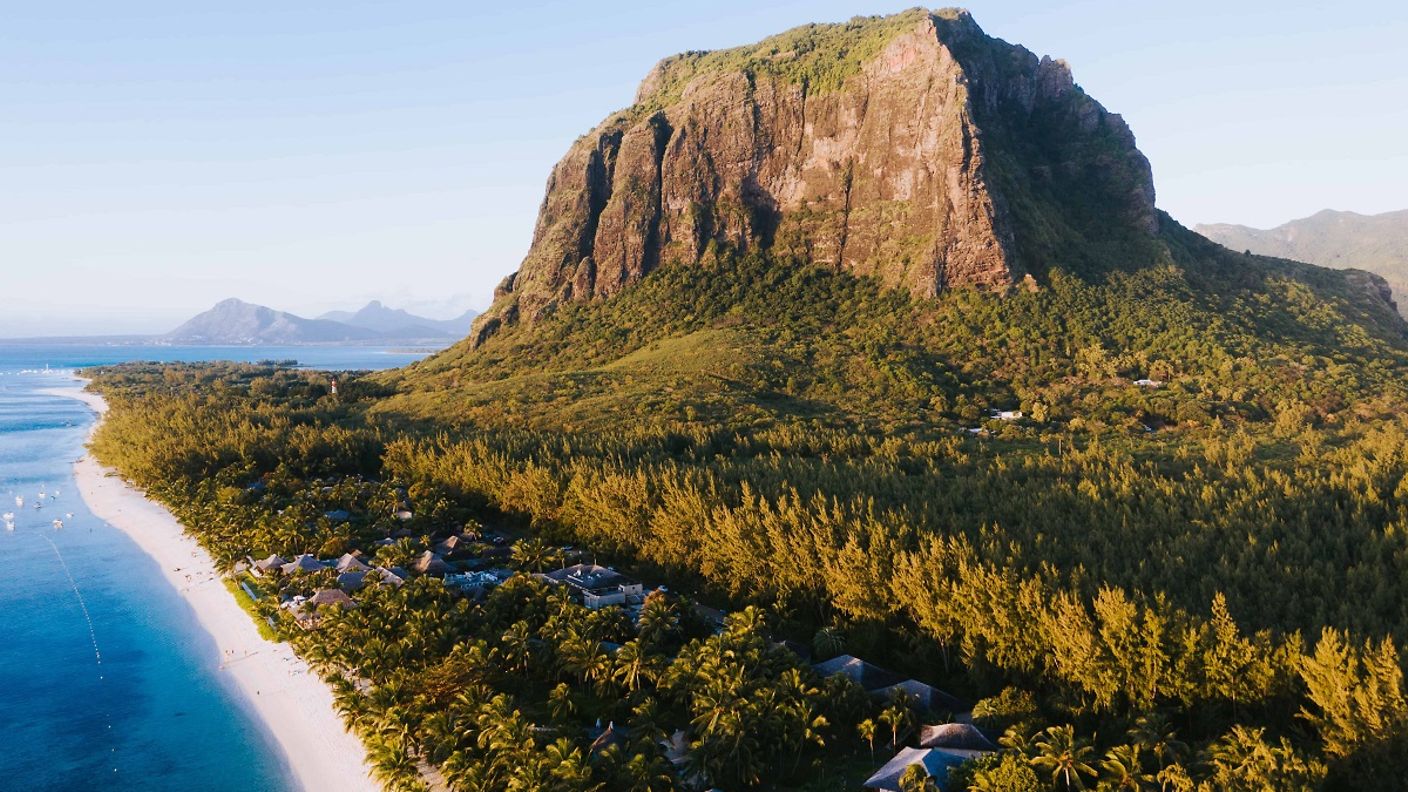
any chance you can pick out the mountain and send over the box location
[1197,209,1408,315]
[164,299,482,345]
[164,299,382,345]
[318,300,479,338]
[395,7,1403,433]
[472,8,1160,345]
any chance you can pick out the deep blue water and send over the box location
[0,344,430,790]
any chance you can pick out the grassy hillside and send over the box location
[385,218,1406,436]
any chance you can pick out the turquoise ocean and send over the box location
[0,344,429,791]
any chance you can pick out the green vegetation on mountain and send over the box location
[396,220,1405,438]
[634,8,936,111]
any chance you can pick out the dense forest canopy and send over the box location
[87,215,1408,790]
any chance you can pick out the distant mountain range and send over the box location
[317,300,478,339]
[162,299,479,345]
[1197,209,1408,315]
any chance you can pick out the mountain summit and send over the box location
[473,8,1158,343]
[165,298,380,345]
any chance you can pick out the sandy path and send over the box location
[48,383,379,792]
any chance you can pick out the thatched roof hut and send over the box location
[335,553,370,573]
[281,554,326,575]
[252,554,288,575]
[308,588,355,608]
[412,550,450,576]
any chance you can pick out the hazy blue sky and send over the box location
[2,1,1404,336]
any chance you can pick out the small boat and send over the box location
[2,512,12,522]
[52,519,63,530]
[14,496,22,508]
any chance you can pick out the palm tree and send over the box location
[636,591,681,650]
[878,699,915,748]
[613,750,675,792]
[812,626,845,659]
[1155,763,1196,792]
[365,734,419,790]
[1100,743,1154,791]
[1000,725,1036,758]
[898,763,937,792]
[544,737,599,791]
[613,640,661,693]
[1128,713,1188,770]
[378,704,420,755]
[626,696,669,753]
[566,639,614,694]
[1031,724,1098,791]
[857,717,878,759]
[499,619,534,674]
[419,710,460,764]
[548,682,576,724]
[510,536,559,572]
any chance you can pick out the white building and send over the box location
[543,563,644,609]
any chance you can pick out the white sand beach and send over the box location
[50,384,379,792]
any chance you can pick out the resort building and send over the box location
[811,654,902,691]
[871,679,965,715]
[411,550,450,576]
[250,554,287,577]
[307,588,355,608]
[291,588,357,630]
[917,723,998,752]
[337,571,367,592]
[434,534,470,557]
[444,568,511,596]
[375,566,407,587]
[863,747,973,791]
[541,563,643,609]
[335,553,369,573]
[813,654,966,716]
[281,554,327,575]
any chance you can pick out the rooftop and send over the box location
[545,563,636,593]
[863,747,970,791]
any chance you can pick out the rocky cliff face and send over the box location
[475,8,1158,343]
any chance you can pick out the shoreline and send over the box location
[48,382,378,792]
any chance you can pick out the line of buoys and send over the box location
[43,535,100,664]
[42,534,117,773]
